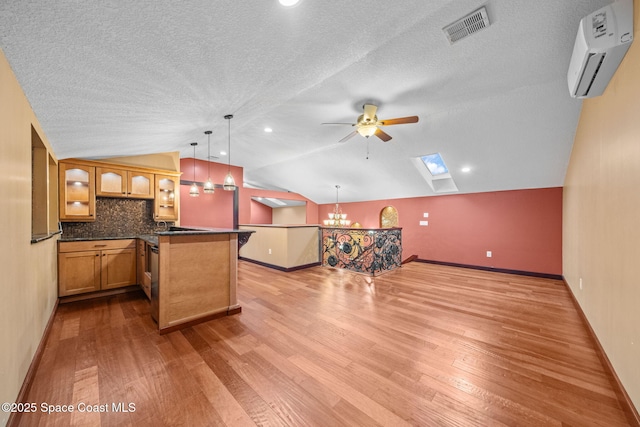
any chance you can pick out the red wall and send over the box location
[179,158,243,228]
[180,184,235,228]
[318,188,563,275]
[238,187,319,225]
[250,200,272,224]
[180,158,317,227]
[180,158,561,275]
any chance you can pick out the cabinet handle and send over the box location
[95,254,99,257]
[94,244,107,247]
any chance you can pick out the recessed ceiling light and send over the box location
[264,127,273,133]
[220,151,227,156]
[461,167,471,173]
[279,0,300,6]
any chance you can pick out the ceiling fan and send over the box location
[323,104,419,143]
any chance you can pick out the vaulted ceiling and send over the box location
[0,0,610,203]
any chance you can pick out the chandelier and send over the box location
[323,185,351,227]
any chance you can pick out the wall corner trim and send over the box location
[562,277,640,427]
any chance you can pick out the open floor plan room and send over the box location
[15,261,630,426]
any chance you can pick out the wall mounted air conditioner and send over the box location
[567,0,633,98]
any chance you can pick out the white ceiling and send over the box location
[0,0,610,204]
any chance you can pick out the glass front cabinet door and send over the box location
[59,162,96,222]
[154,175,179,221]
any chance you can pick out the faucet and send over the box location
[157,220,168,231]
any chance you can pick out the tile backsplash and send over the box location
[61,198,172,239]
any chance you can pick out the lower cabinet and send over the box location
[137,239,152,299]
[58,239,137,297]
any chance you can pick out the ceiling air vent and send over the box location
[443,7,490,44]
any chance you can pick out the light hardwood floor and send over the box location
[13,261,633,426]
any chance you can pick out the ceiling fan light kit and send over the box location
[356,115,378,138]
[323,104,418,143]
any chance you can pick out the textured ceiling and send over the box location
[0,0,611,204]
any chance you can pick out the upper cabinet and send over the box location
[96,167,154,199]
[154,175,180,221]
[59,159,181,223]
[59,162,96,222]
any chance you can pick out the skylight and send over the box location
[420,153,449,176]
[412,152,459,193]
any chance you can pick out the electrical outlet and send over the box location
[486,251,492,258]
[419,220,428,226]
[579,278,582,290]
[268,248,272,255]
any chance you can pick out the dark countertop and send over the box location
[31,230,63,244]
[156,226,255,236]
[59,227,253,245]
[238,224,321,228]
[320,227,402,231]
[138,234,158,246]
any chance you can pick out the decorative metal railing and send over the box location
[321,227,402,276]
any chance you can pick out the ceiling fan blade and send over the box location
[374,128,392,142]
[363,104,378,121]
[378,116,419,126]
[339,130,358,143]
[322,122,355,125]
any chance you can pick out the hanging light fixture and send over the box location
[203,130,215,194]
[223,114,236,191]
[323,185,350,227]
[189,142,199,197]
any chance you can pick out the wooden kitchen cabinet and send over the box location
[59,162,96,222]
[59,158,181,222]
[101,247,137,290]
[58,250,101,295]
[137,239,151,299]
[58,239,137,297]
[154,175,180,221]
[96,167,154,199]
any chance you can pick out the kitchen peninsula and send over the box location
[153,227,253,334]
[55,154,256,333]
[58,227,253,334]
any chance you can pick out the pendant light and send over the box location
[203,130,215,194]
[189,142,199,197]
[223,114,236,191]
